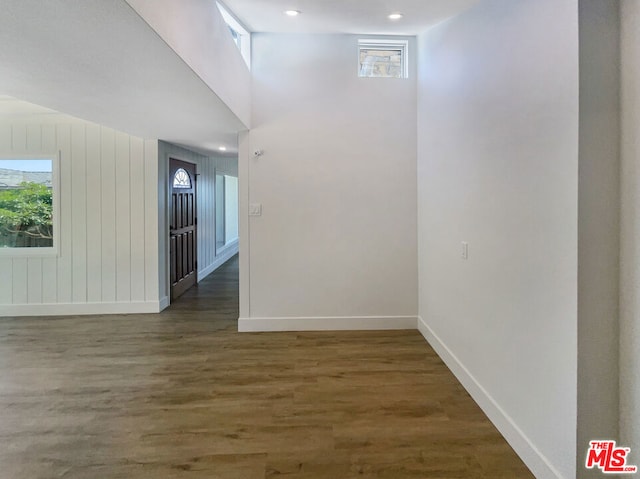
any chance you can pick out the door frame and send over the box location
[159,138,246,317]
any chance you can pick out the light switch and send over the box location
[249,203,262,216]
[461,241,468,260]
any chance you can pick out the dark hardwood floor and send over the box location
[0,255,534,478]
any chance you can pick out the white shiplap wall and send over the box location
[0,104,160,316]
[158,142,238,304]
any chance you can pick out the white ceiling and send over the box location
[220,0,480,35]
[0,0,244,156]
[0,0,481,157]
[0,95,58,117]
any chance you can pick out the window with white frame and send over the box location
[0,156,59,255]
[217,2,251,68]
[358,39,408,79]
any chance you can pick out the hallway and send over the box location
[0,256,533,478]
[168,254,240,318]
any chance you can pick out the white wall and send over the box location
[242,34,418,331]
[158,141,238,304]
[417,1,579,478]
[577,1,620,475]
[620,0,640,455]
[0,99,160,315]
[125,0,251,129]
[225,176,238,243]
[238,130,250,320]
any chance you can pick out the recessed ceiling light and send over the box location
[284,10,301,16]
[388,13,403,20]
[219,146,227,151]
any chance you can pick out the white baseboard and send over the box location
[159,296,170,311]
[197,240,238,282]
[0,300,162,317]
[239,315,417,332]
[417,316,565,479]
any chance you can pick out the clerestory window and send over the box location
[217,2,251,68]
[358,39,408,79]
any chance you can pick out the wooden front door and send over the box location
[170,159,197,300]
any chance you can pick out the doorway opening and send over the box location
[163,144,240,310]
[215,173,239,254]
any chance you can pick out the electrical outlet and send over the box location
[461,241,468,260]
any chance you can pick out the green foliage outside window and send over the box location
[0,182,53,247]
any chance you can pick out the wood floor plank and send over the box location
[0,255,534,478]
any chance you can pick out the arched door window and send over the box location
[172,168,192,189]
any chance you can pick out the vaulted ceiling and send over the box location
[0,0,244,155]
[0,0,481,156]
